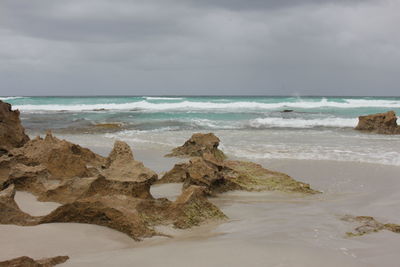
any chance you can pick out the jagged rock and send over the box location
[99,141,158,199]
[40,194,155,241]
[8,132,105,180]
[38,176,97,203]
[160,156,318,194]
[167,185,227,228]
[165,133,226,161]
[355,111,400,134]
[0,100,29,153]
[0,185,38,226]
[40,186,226,240]
[342,215,400,237]
[0,255,69,267]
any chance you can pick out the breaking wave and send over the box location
[13,98,400,112]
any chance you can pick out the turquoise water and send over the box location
[2,96,400,131]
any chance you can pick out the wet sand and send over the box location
[1,140,400,266]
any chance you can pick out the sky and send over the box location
[0,0,399,96]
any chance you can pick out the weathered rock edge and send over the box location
[0,255,69,267]
[161,133,319,195]
[165,133,226,161]
[0,100,29,154]
[355,110,400,134]
[342,215,400,237]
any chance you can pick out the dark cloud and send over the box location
[0,0,399,96]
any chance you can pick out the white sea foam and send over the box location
[248,117,358,128]
[13,98,400,112]
[144,97,184,100]
[0,96,24,100]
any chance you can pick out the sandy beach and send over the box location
[2,138,400,266]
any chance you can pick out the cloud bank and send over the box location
[0,0,399,95]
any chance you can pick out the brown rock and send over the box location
[0,185,38,226]
[160,156,318,195]
[9,132,105,180]
[100,141,158,199]
[355,111,400,134]
[0,255,69,267]
[0,100,29,153]
[165,133,226,161]
[40,194,155,241]
[342,215,400,237]
[40,186,226,240]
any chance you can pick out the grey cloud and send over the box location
[0,0,399,96]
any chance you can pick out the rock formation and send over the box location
[0,183,225,241]
[0,102,227,240]
[165,133,226,161]
[355,111,400,134]
[160,152,318,194]
[0,185,38,226]
[0,255,69,267]
[342,215,400,237]
[0,100,29,154]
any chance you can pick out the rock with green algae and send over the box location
[0,255,69,267]
[165,133,226,161]
[0,183,226,241]
[159,154,319,195]
[342,215,400,237]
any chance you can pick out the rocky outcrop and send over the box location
[0,100,29,154]
[165,133,226,161]
[1,182,226,241]
[0,255,69,267]
[98,141,157,199]
[160,154,318,194]
[0,102,227,240]
[342,215,400,237]
[0,185,38,226]
[355,111,400,134]
[7,132,105,180]
[40,185,225,240]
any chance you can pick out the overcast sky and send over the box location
[1,0,399,96]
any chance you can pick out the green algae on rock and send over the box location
[160,155,319,195]
[342,215,400,237]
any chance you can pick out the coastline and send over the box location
[1,100,400,266]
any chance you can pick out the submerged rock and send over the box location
[0,255,69,267]
[165,133,226,161]
[160,155,318,194]
[0,100,29,153]
[355,111,400,134]
[342,215,400,237]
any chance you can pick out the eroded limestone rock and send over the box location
[342,215,400,237]
[0,100,29,153]
[0,255,69,267]
[165,133,226,161]
[8,133,105,180]
[40,185,226,240]
[160,155,318,194]
[355,111,400,134]
[0,185,38,226]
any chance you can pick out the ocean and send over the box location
[2,96,400,166]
